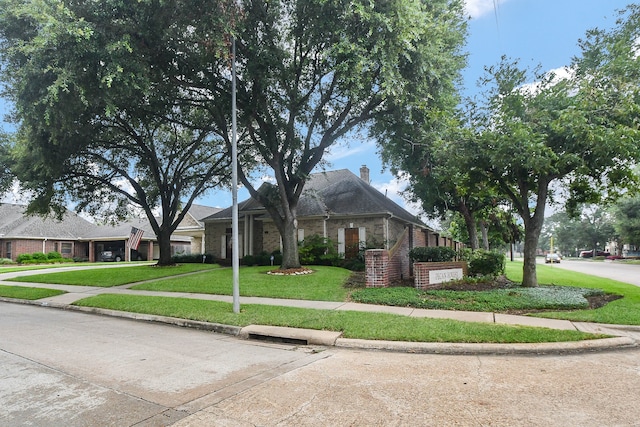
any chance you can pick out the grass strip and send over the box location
[7,263,219,287]
[131,265,351,301]
[0,285,65,300]
[505,261,640,325]
[73,294,600,343]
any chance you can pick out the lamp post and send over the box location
[231,35,240,314]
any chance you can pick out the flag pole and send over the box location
[231,35,240,314]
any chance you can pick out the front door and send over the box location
[345,228,360,259]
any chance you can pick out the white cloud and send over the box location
[325,140,375,163]
[464,0,510,19]
[0,181,32,205]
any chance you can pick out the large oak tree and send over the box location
[218,0,467,269]
[0,0,239,265]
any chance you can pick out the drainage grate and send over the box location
[248,333,309,345]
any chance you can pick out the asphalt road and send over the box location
[3,303,640,426]
[538,258,640,287]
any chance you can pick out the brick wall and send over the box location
[364,226,413,288]
[413,261,468,290]
[364,249,389,288]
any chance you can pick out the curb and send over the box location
[3,297,638,355]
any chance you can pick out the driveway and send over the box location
[3,303,640,426]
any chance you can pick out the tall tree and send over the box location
[614,196,640,249]
[0,0,238,265]
[474,52,638,287]
[220,0,467,269]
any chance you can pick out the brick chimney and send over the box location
[360,165,370,184]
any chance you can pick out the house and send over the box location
[0,203,194,262]
[203,166,459,261]
[172,204,222,254]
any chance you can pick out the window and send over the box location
[5,242,11,260]
[61,242,72,256]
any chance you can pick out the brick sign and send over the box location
[428,268,464,284]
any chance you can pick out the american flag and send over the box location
[128,227,144,250]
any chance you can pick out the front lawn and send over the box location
[131,265,352,301]
[7,263,218,287]
[73,294,599,343]
[0,285,65,300]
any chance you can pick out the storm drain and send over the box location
[239,325,343,346]
[248,333,308,345]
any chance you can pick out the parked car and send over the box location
[579,250,611,258]
[545,253,561,263]
[100,249,145,262]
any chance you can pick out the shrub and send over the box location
[46,251,62,260]
[0,258,15,264]
[409,246,457,263]
[299,234,339,265]
[172,253,215,264]
[464,249,505,277]
[31,252,47,261]
[16,253,33,263]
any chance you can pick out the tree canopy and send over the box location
[0,0,239,264]
[222,0,468,268]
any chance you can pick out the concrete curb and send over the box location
[335,336,637,355]
[2,297,638,355]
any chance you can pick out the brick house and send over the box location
[0,203,192,262]
[203,167,460,265]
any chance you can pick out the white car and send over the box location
[545,253,561,263]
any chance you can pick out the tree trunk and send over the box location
[459,201,479,250]
[280,216,301,269]
[480,220,489,250]
[156,227,174,266]
[521,210,545,287]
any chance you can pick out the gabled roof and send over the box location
[204,169,429,229]
[185,204,222,222]
[0,203,96,239]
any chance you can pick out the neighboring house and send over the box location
[0,203,96,261]
[203,166,459,261]
[0,203,193,262]
[172,204,222,254]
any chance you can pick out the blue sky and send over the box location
[1,0,636,225]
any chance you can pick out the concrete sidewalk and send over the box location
[2,270,639,354]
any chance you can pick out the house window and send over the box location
[5,242,11,260]
[298,229,304,243]
[61,242,72,256]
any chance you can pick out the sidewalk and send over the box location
[2,269,639,355]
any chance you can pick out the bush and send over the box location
[409,246,457,263]
[463,249,505,277]
[46,251,62,260]
[16,253,33,263]
[239,251,282,267]
[0,258,15,264]
[299,234,340,265]
[172,253,215,264]
[31,252,47,261]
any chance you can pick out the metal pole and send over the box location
[231,36,240,314]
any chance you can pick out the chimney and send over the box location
[360,165,370,184]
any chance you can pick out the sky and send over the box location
[0,0,636,226]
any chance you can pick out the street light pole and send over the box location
[231,35,240,314]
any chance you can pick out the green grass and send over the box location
[73,294,599,343]
[131,265,352,301]
[505,261,640,325]
[0,285,65,300]
[8,263,219,287]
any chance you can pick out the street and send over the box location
[543,259,640,287]
[2,303,640,426]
